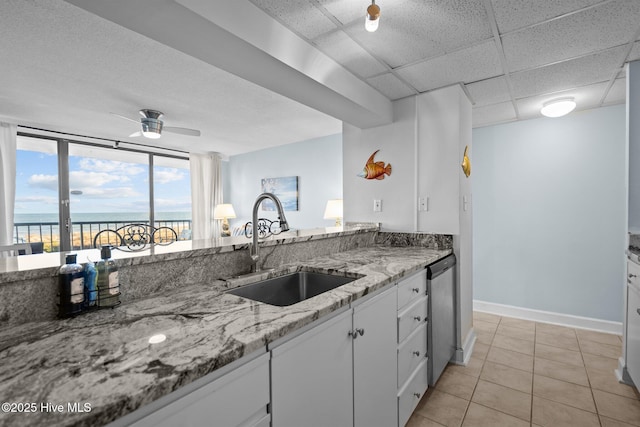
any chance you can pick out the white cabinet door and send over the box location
[353,286,398,427]
[271,310,353,427]
[627,283,640,385]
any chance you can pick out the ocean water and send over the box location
[15,212,191,224]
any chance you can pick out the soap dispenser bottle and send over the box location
[84,259,98,308]
[58,254,85,318]
[96,246,120,307]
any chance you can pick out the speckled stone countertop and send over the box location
[0,245,450,427]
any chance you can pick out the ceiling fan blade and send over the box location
[110,112,140,124]
[129,131,142,137]
[164,126,201,137]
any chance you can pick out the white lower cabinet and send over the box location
[627,276,640,385]
[271,286,398,427]
[127,352,270,427]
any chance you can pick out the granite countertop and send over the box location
[0,245,451,427]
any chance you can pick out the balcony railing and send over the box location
[13,219,192,253]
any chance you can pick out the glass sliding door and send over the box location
[67,143,150,250]
[14,136,59,253]
[153,156,192,240]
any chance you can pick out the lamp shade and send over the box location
[214,203,237,219]
[323,199,343,219]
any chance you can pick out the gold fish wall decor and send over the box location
[358,149,392,180]
[461,145,471,178]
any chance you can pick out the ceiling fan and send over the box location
[110,109,201,139]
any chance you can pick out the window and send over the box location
[153,156,191,240]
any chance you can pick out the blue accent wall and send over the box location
[473,104,626,322]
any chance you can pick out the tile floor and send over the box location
[406,311,640,427]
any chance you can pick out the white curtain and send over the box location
[0,122,17,246]
[189,152,223,240]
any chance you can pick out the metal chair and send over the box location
[0,243,33,258]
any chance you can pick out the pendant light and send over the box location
[540,97,576,118]
[365,0,380,32]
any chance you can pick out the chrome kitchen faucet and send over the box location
[250,193,290,272]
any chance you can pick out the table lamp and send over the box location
[214,203,237,237]
[323,199,343,227]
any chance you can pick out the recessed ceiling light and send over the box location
[540,98,576,118]
[365,0,380,32]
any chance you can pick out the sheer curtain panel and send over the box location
[189,152,223,240]
[0,123,17,245]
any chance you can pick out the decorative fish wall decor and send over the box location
[358,150,392,180]
[461,145,471,178]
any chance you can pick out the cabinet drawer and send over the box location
[398,359,428,427]
[398,296,428,343]
[629,259,640,287]
[131,354,269,427]
[397,269,427,311]
[398,322,428,388]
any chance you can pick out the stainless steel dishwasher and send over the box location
[427,254,456,386]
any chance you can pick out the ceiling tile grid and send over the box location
[249,0,338,39]
[509,46,626,99]
[365,73,416,100]
[501,0,640,72]
[465,76,511,106]
[603,78,626,105]
[472,101,517,127]
[396,41,502,92]
[515,81,610,119]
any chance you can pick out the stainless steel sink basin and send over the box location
[227,271,356,306]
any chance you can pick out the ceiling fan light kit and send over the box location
[540,98,577,118]
[112,109,201,139]
[365,0,380,32]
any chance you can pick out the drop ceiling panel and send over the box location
[344,0,493,68]
[510,46,625,99]
[366,73,415,100]
[472,101,516,128]
[515,81,610,120]
[396,41,502,92]
[502,0,640,72]
[604,78,626,105]
[316,0,364,26]
[313,30,387,79]
[249,0,337,39]
[490,0,603,33]
[465,76,511,106]
[629,41,640,62]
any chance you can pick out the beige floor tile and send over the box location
[475,331,494,345]
[435,370,479,400]
[533,374,596,412]
[586,366,640,399]
[446,356,485,378]
[534,357,589,387]
[471,380,531,421]
[471,342,490,360]
[415,389,469,427]
[536,322,577,339]
[480,360,532,393]
[496,324,535,341]
[492,334,535,355]
[582,352,619,373]
[486,346,533,372]
[499,317,536,332]
[536,330,580,351]
[535,342,584,367]
[531,396,600,427]
[600,415,639,427]
[461,402,529,427]
[406,412,447,427]
[576,329,624,347]
[473,311,501,324]
[593,389,640,426]
[579,339,623,359]
[473,320,498,334]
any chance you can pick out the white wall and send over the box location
[227,134,342,230]
[473,104,626,322]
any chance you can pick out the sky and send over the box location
[15,149,191,215]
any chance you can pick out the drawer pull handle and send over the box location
[630,274,637,278]
[349,328,365,339]
[637,308,640,316]
[413,392,421,399]
[412,288,420,293]
[412,351,420,357]
[414,316,422,322]
[356,328,364,336]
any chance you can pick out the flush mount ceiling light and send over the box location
[365,0,380,32]
[540,98,577,118]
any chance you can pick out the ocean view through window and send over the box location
[14,134,191,253]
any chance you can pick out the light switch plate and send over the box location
[373,199,382,212]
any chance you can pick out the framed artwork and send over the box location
[260,176,299,211]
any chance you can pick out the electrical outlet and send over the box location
[373,199,382,212]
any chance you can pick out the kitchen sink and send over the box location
[226,271,357,306]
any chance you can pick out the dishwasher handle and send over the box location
[427,254,456,279]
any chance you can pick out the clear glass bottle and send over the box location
[58,254,85,317]
[96,246,120,307]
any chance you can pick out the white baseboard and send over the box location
[473,300,623,335]
[453,328,476,365]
